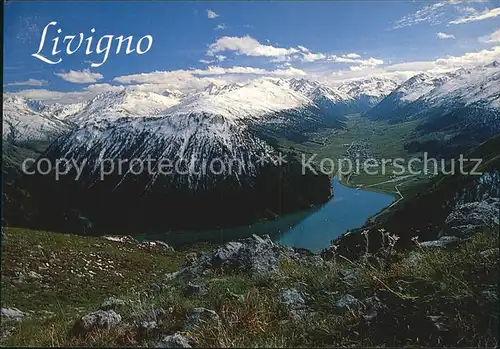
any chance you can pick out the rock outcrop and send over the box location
[443,198,499,237]
[280,288,311,320]
[169,234,309,280]
[1,308,27,322]
[154,333,193,348]
[74,310,122,334]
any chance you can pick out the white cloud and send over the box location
[437,32,456,39]
[393,1,448,29]
[301,52,327,62]
[55,69,104,83]
[384,45,500,72]
[296,50,368,64]
[86,83,125,94]
[434,45,500,68]
[384,61,437,72]
[450,7,500,23]
[206,36,378,67]
[312,66,418,85]
[7,82,127,104]
[448,0,489,4]
[207,35,299,57]
[207,9,219,19]
[199,55,227,64]
[5,78,47,87]
[114,65,306,83]
[456,5,479,15]
[393,0,491,29]
[14,41,498,105]
[479,29,500,43]
[214,24,226,30]
[312,44,500,83]
[217,65,307,77]
[349,66,365,72]
[328,55,384,66]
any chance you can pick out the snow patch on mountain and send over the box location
[280,78,354,103]
[420,65,500,109]
[164,79,315,121]
[65,90,181,124]
[46,112,277,191]
[336,76,400,100]
[3,96,72,144]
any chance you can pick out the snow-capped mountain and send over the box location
[365,72,460,120]
[38,77,333,191]
[40,101,89,121]
[2,96,73,144]
[5,66,500,233]
[2,76,401,148]
[283,78,353,103]
[279,78,356,117]
[166,79,314,121]
[335,76,401,111]
[161,89,184,99]
[3,77,347,152]
[367,63,500,122]
[366,62,500,157]
[3,90,181,145]
[159,78,345,141]
[45,113,275,189]
[64,90,181,124]
[201,82,244,96]
[20,77,338,233]
[419,65,500,110]
[31,102,332,233]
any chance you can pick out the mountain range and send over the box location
[366,62,500,157]
[3,74,403,146]
[3,62,500,233]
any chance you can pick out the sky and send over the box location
[3,0,500,104]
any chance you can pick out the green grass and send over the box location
[0,227,213,346]
[2,227,497,347]
[1,227,190,313]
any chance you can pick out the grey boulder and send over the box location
[76,310,122,332]
[154,333,192,348]
[1,308,27,322]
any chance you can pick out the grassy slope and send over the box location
[0,227,211,346]
[1,227,498,347]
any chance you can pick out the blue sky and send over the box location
[3,0,500,103]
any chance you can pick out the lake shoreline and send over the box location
[136,177,395,253]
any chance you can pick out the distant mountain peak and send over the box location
[486,61,500,68]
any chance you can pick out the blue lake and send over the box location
[275,177,395,251]
[137,177,395,253]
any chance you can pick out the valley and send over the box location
[272,114,432,196]
[3,62,500,244]
[2,61,499,349]
[4,1,500,346]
